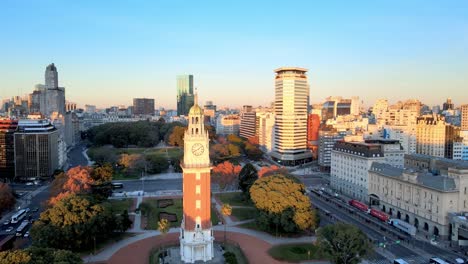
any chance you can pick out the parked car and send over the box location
[25,182,33,186]
[3,220,10,225]
[24,231,30,238]
[5,227,14,232]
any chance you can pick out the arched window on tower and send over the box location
[196,128,199,134]
[192,117,194,124]
[192,128,194,134]
[196,117,199,124]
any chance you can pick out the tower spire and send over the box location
[194,87,198,106]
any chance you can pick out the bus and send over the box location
[393,259,409,264]
[429,257,450,264]
[389,219,416,236]
[112,182,124,189]
[15,221,29,237]
[11,209,27,224]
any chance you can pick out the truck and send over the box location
[369,208,390,222]
[388,218,416,236]
[348,200,369,212]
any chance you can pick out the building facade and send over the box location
[216,114,240,136]
[177,75,194,116]
[256,111,275,153]
[0,119,18,181]
[14,119,59,181]
[461,105,468,131]
[318,126,346,171]
[369,161,468,240]
[180,95,214,262]
[239,105,256,140]
[416,115,460,159]
[271,67,312,165]
[307,114,320,159]
[133,98,155,116]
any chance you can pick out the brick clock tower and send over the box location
[180,93,214,263]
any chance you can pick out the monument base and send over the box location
[179,227,214,263]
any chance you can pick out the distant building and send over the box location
[318,126,345,171]
[239,105,256,140]
[133,98,155,116]
[321,96,357,121]
[176,75,194,116]
[65,101,77,112]
[307,114,320,159]
[383,125,417,154]
[14,119,59,181]
[416,115,460,159]
[42,63,66,117]
[271,67,312,165]
[203,101,216,125]
[0,119,18,181]
[461,104,468,131]
[85,105,96,114]
[443,98,454,111]
[216,114,240,135]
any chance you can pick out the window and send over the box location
[196,173,200,180]
[196,200,201,209]
[196,185,201,194]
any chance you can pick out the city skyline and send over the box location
[1,1,468,108]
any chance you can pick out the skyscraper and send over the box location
[40,63,66,117]
[271,67,312,165]
[177,75,195,116]
[45,63,58,89]
[239,105,256,140]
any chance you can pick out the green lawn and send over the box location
[143,199,183,229]
[146,148,183,159]
[108,198,134,213]
[268,243,327,262]
[211,206,221,225]
[216,192,252,207]
[224,243,249,264]
[231,208,257,221]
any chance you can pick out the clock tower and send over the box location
[180,92,214,263]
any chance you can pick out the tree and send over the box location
[117,210,133,232]
[157,218,170,264]
[32,194,117,250]
[167,126,186,147]
[91,164,113,184]
[146,155,169,174]
[221,204,232,244]
[119,153,147,176]
[317,223,372,264]
[211,161,242,190]
[88,147,118,165]
[25,247,82,264]
[0,183,15,215]
[244,142,263,161]
[238,163,258,198]
[0,250,31,264]
[49,166,95,205]
[249,174,315,233]
[258,165,288,178]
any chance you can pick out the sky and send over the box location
[1,0,467,109]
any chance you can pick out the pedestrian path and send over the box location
[127,196,144,232]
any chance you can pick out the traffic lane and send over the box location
[67,144,89,168]
[114,179,183,192]
[312,195,418,258]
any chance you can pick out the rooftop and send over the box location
[371,163,458,192]
[274,67,308,73]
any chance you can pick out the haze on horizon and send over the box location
[1,0,467,109]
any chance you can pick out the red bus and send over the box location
[348,200,369,212]
[369,208,390,222]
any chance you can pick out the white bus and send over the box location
[11,209,27,224]
[429,257,450,264]
[393,259,409,264]
[112,182,124,189]
[15,221,29,237]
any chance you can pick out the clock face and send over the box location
[192,143,205,156]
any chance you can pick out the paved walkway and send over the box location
[127,196,144,232]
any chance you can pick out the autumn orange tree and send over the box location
[211,161,242,190]
[167,126,186,147]
[0,183,15,216]
[258,165,289,178]
[249,174,316,234]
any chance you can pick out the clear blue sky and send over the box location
[1,0,467,109]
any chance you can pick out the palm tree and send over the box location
[157,218,170,264]
[221,203,232,244]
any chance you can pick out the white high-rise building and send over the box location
[271,67,312,166]
[256,111,275,152]
[239,105,256,139]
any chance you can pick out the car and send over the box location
[25,182,33,186]
[3,220,10,225]
[25,208,30,213]
[32,207,39,213]
[23,231,29,238]
[5,227,14,232]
